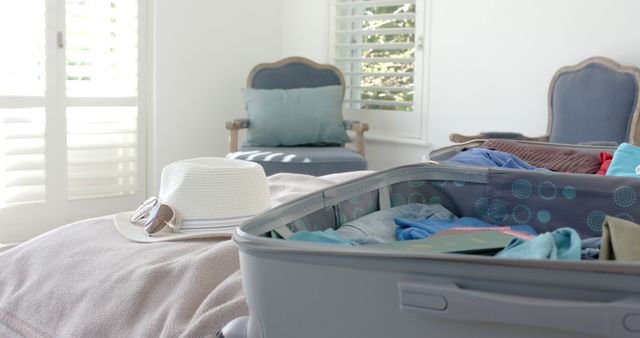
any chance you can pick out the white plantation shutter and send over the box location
[66,107,138,199]
[0,0,145,243]
[335,0,416,111]
[65,0,139,200]
[0,0,47,208]
[65,0,138,98]
[0,108,47,207]
[331,0,426,140]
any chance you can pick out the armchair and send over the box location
[450,57,640,146]
[226,57,369,176]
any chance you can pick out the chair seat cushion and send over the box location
[227,147,367,176]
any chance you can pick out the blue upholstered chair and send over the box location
[225,57,369,176]
[449,57,640,145]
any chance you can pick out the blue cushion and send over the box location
[242,85,351,147]
[227,147,367,176]
[549,63,639,144]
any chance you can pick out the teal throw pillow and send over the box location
[242,85,351,147]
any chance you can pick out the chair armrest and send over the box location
[225,118,249,130]
[344,120,369,156]
[449,132,549,143]
[343,120,359,130]
[225,118,250,153]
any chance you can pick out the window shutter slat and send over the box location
[5,187,45,205]
[335,12,415,21]
[344,99,414,107]
[67,154,136,165]
[336,0,414,8]
[5,171,46,187]
[335,42,414,50]
[336,57,414,63]
[347,85,413,92]
[3,141,46,156]
[334,0,417,113]
[343,71,415,77]
[336,27,415,35]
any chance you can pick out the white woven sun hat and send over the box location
[114,157,270,242]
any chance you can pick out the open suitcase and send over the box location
[222,142,640,338]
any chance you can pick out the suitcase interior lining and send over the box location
[270,165,640,240]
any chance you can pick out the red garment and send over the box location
[596,151,613,175]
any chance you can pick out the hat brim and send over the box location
[114,212,238,243]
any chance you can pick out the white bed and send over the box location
[0,171,372,338]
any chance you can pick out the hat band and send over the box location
[129,196,255,236]
[179,215,253,231]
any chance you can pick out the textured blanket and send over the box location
[0,171,372,338]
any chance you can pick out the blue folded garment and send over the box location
[495,228,581,260]
[290,203,458,246]
[445,148,543,170]
[395,216,538,241]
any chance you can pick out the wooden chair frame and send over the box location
[225,56,369,156]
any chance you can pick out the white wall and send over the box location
[281,0,329,61]
[150,0,640,178]
[280,0,640,168]
[151,0,283,192]
[427,0,640,149]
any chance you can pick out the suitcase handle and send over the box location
[399,280,640,337]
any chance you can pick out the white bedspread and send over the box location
[0,171,372,338]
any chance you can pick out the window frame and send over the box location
[328,0,430,143]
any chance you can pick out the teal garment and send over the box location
[496,228,581,260]
[242,85,351,147]
[288,229,357,246]
[606,143,640,178]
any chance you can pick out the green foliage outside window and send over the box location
[359,4,415,111]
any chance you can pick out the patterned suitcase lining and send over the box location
[278,170,640,239]
[279,179,485,235]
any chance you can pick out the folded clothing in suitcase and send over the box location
[428,139,616,174]
[227,163,640,338]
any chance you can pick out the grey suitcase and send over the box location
[224,160,640,338]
